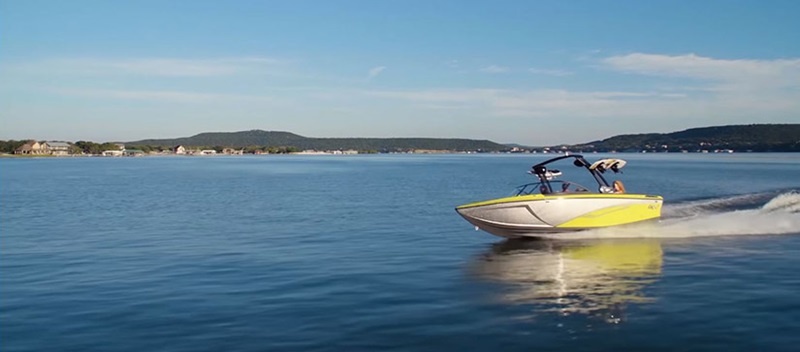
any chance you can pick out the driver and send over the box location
[613,180,626,193]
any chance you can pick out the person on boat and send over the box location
[613,180,626,193]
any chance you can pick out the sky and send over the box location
[1,0,799,145]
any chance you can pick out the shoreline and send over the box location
[3,150,799,159]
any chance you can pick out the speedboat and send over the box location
[455,154,662,238]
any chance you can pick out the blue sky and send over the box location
[1,0,799,145]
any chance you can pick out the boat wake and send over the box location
[542,190,800,240]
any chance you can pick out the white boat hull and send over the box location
[456,195,662,238]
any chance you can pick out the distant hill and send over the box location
[566,124,800,152]
[124,124,799,153]
[127,130,506,152]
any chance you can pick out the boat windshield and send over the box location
[514,180,593,196]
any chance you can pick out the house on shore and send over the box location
[222,148,244,155]
[15,141,49,155]
[102,150,124,156]
[124,149,145,157]
[174,145,186,155]
[48,142,71,156]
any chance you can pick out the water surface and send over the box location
[2,154,800,351]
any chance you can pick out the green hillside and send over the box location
[130,130,307,148]
[127,130,506,152]
[570,124,800,152]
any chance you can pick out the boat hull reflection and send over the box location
[472,239,663,323]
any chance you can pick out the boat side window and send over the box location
[555,181,591,193]
[515,183,543,196]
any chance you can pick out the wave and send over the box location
[661,190,794,219]
[762,191,800,213]
[542,190,800,240]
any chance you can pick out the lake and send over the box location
[2,154,800,351]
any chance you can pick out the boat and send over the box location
[455,154,662,238]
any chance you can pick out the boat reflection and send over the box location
[472,239,663,323]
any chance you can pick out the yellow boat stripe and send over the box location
[457,193,663,209]
[556,202,662,228]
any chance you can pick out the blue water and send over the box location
[2,154,800,351]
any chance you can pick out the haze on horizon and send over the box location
[1,0,799,146]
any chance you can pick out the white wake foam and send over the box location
[545,192,800,240]
[661,192,777,219]
[761,191,800,213]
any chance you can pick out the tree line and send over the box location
[566,124,800,152]
[1,140,368,155]
[0,140,27,154]
[126,145,303,154]
[126,129,507,152]
[0,140,123,154]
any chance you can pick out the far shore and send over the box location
[3,150,797,159]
